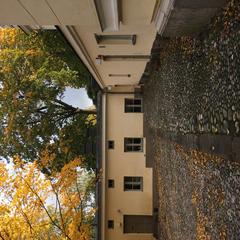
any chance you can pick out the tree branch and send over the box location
[54,99,96,115]
[22,179,72,240]
[0,231,6,240]
[54,99,76,111]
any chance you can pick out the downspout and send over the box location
[101,93,107,240]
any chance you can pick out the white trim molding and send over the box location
[153,0,175,35]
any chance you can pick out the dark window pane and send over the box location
[108,179,114,188]
[134,99,142,105]
[134,106,142,112]
[133,138,141,144]
[134,177,141,182]
[133,146,142,151]
[124,184,132,190]
[108,140,114,149]
[124,215,153,233]
[126,146,132,151]
[133,184,141,190]
[125,106,133,112]
[108,220,114,229]
[124,177,132,182]
[125,99,133,105]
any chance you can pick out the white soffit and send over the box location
[94,0,119,32]
[153,0,175,34]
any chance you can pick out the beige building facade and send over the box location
[103,93,153,240]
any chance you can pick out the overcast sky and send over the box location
[62,87,93,109]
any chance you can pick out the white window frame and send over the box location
[124,138,143,152]
[124,98,142,113]
[124,176,143,191]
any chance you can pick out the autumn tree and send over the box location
[0,156,96,240]
[0,28,98,171]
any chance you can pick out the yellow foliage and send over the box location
[0,158,95,240]
[86,114,97,126]
[0,28,18,47]
[196,210,211,240]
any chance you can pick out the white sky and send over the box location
[62,87,93,109]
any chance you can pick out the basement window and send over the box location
[124,177,143,191]
[125,98,142,113]
[95,34,136,45]
[98,55,150,61]
[124,138,143,152]
[109,74,131,77]
[108,140,115,149]
[108,220,114,229]
[108,179,115,188]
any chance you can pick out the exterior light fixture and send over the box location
[95,56,103,65]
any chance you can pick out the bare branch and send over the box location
[22,179,72,239]
[0,231,6,240]
[54,99,76,111]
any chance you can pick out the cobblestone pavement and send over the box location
[143,0,240,239]
[144,0,240,136]
[153,135,240,240]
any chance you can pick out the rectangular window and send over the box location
[109,74,131,77]
[125,99,142,113]
[124,177,143,191]
[124,138,143,152]
[95,34,136,45]
[123,215,153,233]
[108,140,114,149]
[99,55,150,61]
[108,179,115,188]
[108,220,114,229]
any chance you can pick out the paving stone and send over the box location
[144,0,240,239]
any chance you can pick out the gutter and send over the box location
[101,93,107,240]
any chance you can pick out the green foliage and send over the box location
[38,30,99,102]
[0,29,97,171]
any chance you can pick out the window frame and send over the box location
[108,220,114,229]
[108,140,115,149]
[108,179,115,188]
[124,98,143,113]
[124,176,143,191]
[124,138,143,152]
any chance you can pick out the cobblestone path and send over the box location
[143,0,240,239]
[153,136,240,240]
[144,0,240,136]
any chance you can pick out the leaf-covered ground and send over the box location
[153,136,240,240]
[144,0,240,239]
[144,0,240,136]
